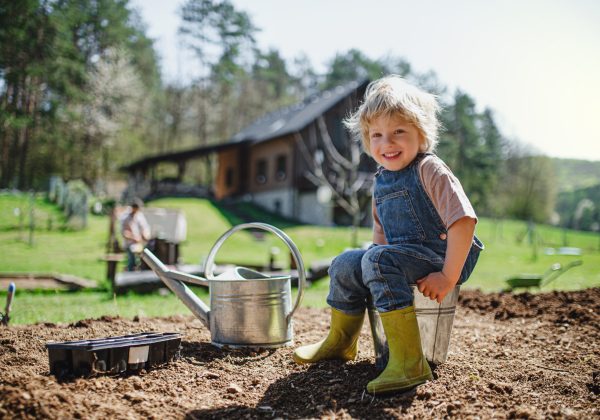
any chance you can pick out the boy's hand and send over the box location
[416,272,456,303]
[417,217,476,303]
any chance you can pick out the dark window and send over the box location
[256,159,267,184]
[225,167,234,188]
[331,115,348,153]
[275,154,287,181]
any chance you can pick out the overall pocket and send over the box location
[375,190,425,244]
[459,236,484,283]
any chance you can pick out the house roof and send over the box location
[121,142,243,172]
[121,79,369,172]
[229,79,369,145]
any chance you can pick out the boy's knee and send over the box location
[364,245,416,266]
[361,246,413,282]
[361,246,388,277]
[329,250,363,276]
[328,250,367,293]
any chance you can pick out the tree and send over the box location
[500,143,556,223]
[289,53,319,97]
[0,0,54,188]
[476,108,507,214]
[322,49,388,89]
[179,0,256,73]
[50,0,162,181]
[322,50,420,91]
[70,48,146,183]
[0,0,162,189]
[295,117,371,247]
[438,91,505,212]
[179,0,258,141]
[556,184,600,232]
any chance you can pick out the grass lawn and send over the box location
[1,195,598,324]
[0,192,107,282]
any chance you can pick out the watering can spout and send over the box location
[141,249,210,328]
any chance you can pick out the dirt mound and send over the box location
[1,289,598,419]
[460,288,600,327]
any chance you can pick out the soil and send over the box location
[1,288,598,419]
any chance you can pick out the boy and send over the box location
[293,75,483,394]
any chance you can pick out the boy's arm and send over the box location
[372,199,387,245]
[441,216,476,283]
[416,216,475,303]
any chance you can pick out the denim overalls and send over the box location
[327,153,484,313]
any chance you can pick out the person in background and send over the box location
[293,75,484,394]
[120,198,151,271]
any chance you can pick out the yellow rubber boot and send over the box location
[367,306,433,394]
[293,308,365,364]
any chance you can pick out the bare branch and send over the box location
[294,120,370,247]
[294,132,315,171]
[351,172,369,192]
[317,116,354,171]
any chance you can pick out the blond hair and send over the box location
[344,75,440,155]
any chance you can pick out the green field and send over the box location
[1,194,598,324]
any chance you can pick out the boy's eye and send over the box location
[370,132,381,138]
[394,129,405,135]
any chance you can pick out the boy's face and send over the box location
[368,114,423,171]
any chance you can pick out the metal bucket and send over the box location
[368,285,460,369]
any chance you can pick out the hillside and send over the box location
[556,184,600,231]
[551,157,600,192]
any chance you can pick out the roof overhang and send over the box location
[120,140,250,173]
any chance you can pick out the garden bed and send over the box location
[0,273,96,291]
[1,288,598,418]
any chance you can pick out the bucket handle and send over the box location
[203,222,306,322]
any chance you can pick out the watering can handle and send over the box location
[203,222,306,321]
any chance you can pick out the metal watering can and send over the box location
[141,223,306,349]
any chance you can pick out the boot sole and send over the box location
[367,372,433,395]
[292,353,356,365]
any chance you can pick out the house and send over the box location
[122,79,376,226]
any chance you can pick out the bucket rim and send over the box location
[208,275,291,283]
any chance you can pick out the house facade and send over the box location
[123,79,375,226]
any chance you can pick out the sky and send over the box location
[130,0,600,161]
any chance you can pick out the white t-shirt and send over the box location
[120,209,151,247]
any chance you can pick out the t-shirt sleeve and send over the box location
[419,156,477,229]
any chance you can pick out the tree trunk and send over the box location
[17,75,39,190]
[0,80,14,187]
[351,210,361,248]
[3,78,21,188]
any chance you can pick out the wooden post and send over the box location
[104,254,124,293]
[28,192,34,246]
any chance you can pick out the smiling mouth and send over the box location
[382,152,401,159]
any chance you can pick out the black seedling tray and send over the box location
[46,332,182,377]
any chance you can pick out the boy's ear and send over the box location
[418,134,427,152]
